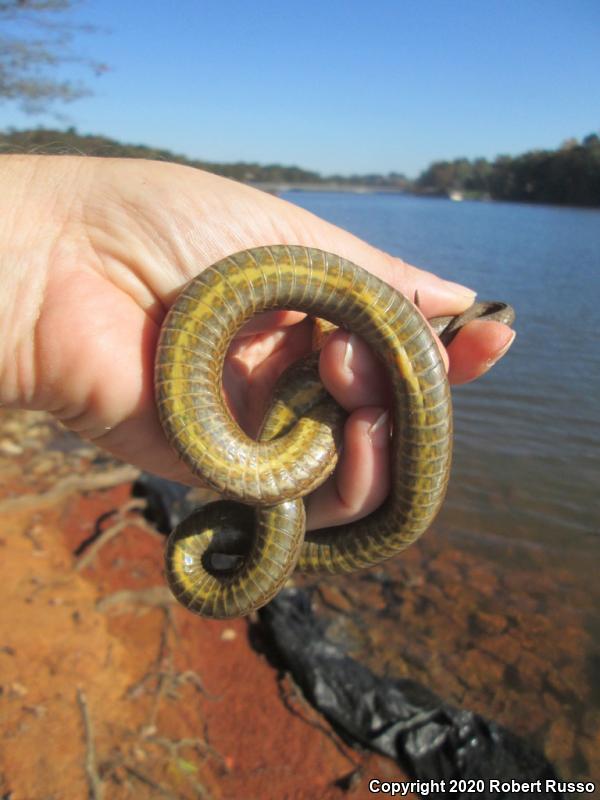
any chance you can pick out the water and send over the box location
[284,191,600,554]
[282,191,600,780]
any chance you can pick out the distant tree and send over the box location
[0,0,107,114]
[415,158,479,194]
[582,132,600,149]
[415,160,456,193]
[559,137,578,151]
[465,158,492,193]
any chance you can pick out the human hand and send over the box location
[0,156,515,530]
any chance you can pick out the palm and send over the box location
[38,256,313,486]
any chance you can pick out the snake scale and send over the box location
[155,245,514,619]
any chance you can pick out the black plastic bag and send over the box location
[259,588,565,800]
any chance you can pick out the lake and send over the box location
[282,191,600,783]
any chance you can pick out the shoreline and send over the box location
[248,182,600,209]
[247,181,408,195]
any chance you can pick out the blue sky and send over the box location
[1,0,599,176]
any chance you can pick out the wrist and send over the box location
[0,155,84,407]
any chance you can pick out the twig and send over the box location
[75,518,130,571]
[74,498,147,555]
[277,674,360,769]
[76,688,103,800]
[75,498,163,571]
[0,465,140,513]
[123,764,180,799]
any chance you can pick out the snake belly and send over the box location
[155,245,452,618]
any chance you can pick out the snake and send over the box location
[155,245,514,619]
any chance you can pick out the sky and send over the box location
[1,0,599,177]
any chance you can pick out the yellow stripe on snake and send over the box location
[155,245,514,619]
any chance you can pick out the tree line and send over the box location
[1,126,599,208]
[414,134,600,207]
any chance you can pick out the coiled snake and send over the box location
[155,245,514,618]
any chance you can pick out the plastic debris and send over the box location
[258,588,565,800]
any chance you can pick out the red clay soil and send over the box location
[0,409,416,800]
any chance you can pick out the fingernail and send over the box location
[442,279,477,298]
[368,410,389,443]
[486,330,516,368]
[343,333,356,373]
